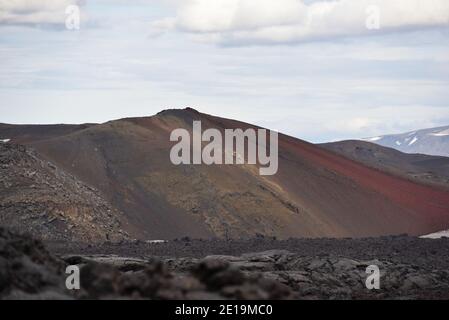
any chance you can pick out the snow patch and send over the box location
[367,136,382,141]
[420,230,449,239]
[395,141,402,146]
[145,240,168,244]
[431,133,449,136]
[408,136,418,146]
[0,139,10,143]
[429,129,449,137]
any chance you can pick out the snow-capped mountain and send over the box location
[363,125,449,157]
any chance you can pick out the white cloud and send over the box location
[0,0,82,27]
[154,0,449,45]
[175,0,306,32]
[1,0,448,144]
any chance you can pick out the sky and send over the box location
[1,0,449,142]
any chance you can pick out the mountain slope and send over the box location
[320,140,449,188]
[363,125,449,157]
[0,123,93,144]
[0,143,128,242]
[2,108,449,239]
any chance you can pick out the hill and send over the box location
[2,108,449,239]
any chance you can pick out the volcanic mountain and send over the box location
[2,108,449,240]
[321,140,449,188]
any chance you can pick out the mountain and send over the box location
[2,108,449,239]
[362,125,449,157]
[320,140,449,188]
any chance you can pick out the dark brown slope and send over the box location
[0,143,128,242]
[0,123,92,144]
[2,108,449,239]
[320,140,449,188]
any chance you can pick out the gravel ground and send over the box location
[3,229,449,300]
[47,235,449,270]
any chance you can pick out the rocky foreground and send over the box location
[2,228,449,300]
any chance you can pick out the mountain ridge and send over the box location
[2,108,449,240]
[321,139,449,189]
[362,125,449,157]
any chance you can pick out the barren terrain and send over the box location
[2,227,449,300]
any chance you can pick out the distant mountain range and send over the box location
[1,109,449,241]
[320,140,449,189]
[362,125,449,157]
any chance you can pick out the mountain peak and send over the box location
[157,107,200,116]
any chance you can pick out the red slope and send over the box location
[203,111,449,236]
[282,136,449,230]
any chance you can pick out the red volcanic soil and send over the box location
[320,140,449,189]
[284,137,449,231]
[1,108,449,239]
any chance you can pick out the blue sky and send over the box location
[1,0,449,142]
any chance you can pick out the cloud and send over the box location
[153,0,449,45]
[0,0,84,27]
